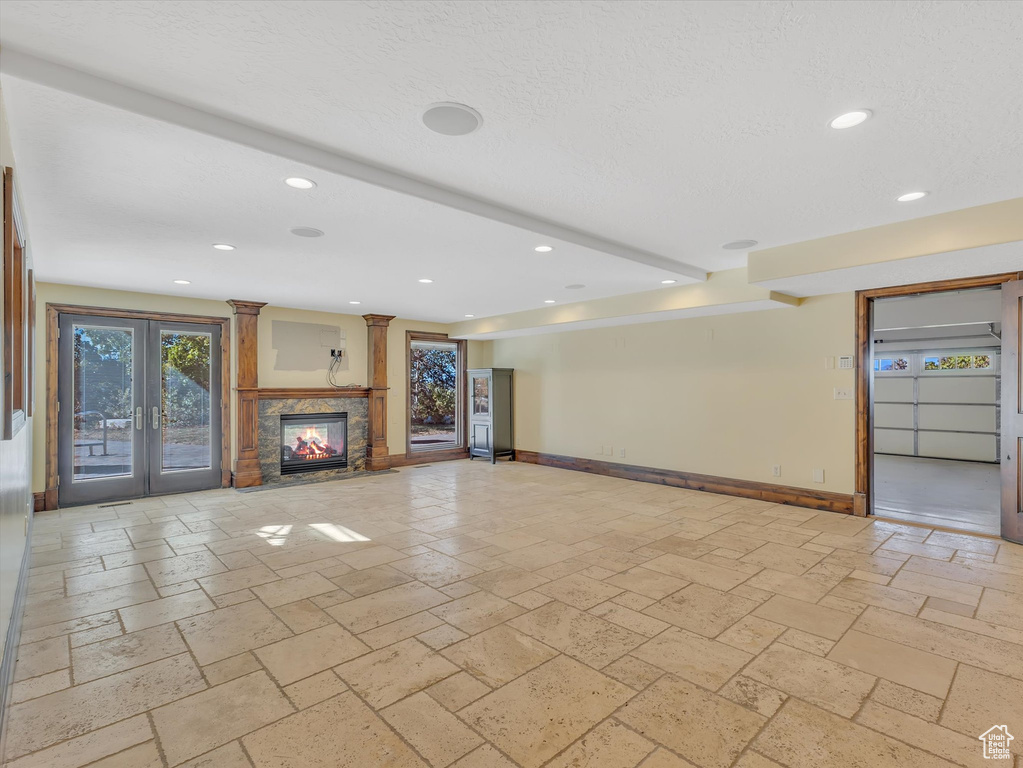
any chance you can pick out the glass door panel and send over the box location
[409,339,460,452]
[148,321,222,496]
[159,330,212,472]
[472,375,490,415]
[58,316,146,505]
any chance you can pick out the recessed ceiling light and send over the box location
[422,102,482,136]
[349,301,361,305]
[722,239,759,250]
[419,278,433,284]
[534,245,554,253]
[173,279,191,285]
[464,314,475,318]
[544,299,556,304]
[284,177,316,189]
[290,227,324,237]
[829,110,872,129]
[212,243,235,251]
[661,279,677,285]
[896,191,928,202]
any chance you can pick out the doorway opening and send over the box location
[405,331,466,456]
[856,273,1022,542]
[872,288,1001,534]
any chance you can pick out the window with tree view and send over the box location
[409,337,462,452]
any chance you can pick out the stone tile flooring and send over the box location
[3,461,1022,768]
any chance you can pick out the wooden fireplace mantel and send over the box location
[253,387,373,399]
[228,306,395,487]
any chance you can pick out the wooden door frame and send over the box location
[404,330,468,460]
[44,303,232,510]
[855,271,1022,516]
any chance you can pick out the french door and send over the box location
[57,313,222,506]
[1003,281,1023,543]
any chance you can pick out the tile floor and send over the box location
[3,461,1022,768]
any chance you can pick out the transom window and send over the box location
[874,357,909,372]
[874,350,997,376]
[923,354,992,371]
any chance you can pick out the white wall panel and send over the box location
[875,377,914,402]
[918,403,996,432]
[918,376,995,403]
[919,432,996,462]
[875,403,914,429]
[874,428,914,455]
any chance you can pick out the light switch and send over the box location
[834,387,853,400]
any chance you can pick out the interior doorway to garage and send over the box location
[871,286,1002,534]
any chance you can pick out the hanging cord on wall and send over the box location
[327,349,348,389]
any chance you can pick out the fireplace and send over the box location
[280,412,348,475]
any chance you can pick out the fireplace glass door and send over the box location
[280,413,348,474]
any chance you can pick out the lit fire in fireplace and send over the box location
[292,426,339,460]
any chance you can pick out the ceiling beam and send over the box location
[0,49,707,282]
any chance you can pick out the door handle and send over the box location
[135,406,143,430]
[152,406,161,430]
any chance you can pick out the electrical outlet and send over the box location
[772,465,781,477]
[813,468,825,484]
[604,445,613,457]
[619,448,626,458]
[597,445,604,456]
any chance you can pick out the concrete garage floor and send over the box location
[874,454,1001,536]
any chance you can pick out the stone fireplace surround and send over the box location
[258,396,368,485]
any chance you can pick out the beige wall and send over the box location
[491,293,857,494]
[258,305,368,388]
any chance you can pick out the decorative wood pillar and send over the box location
[228,300,267,487]
[363,314,395,471]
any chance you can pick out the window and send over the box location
[406,332,465,454]
[874,356,910,373]
[924,353,995,372]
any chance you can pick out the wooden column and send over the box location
[364,314,395,471]
[228,300,267,487]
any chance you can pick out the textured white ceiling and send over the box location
[3,79,687,320]
[1,0,1022,316]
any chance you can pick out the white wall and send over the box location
[491,293,856,493]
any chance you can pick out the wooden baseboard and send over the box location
[514,450,854,514]
[32,492,44,512]
[390,448,469,468]
[0,510,33,760]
